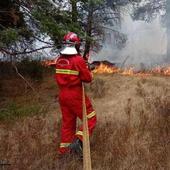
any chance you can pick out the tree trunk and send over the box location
[83,7,93,60]
[70,0,78,23]
[166,0,170,63]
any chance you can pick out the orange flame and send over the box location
[92,63,120,74]
[151,66,170,76]
[93,63,170,76]
[41,60,56,67]
[42,59,170,76]
[164,67,170,75]
[121,67,135,76]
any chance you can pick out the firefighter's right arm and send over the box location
[76,56,93,83]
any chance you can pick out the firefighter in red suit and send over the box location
[55,32,97,156]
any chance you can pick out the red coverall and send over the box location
[55,54,97,154]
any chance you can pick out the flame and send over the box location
[151,66,170,76]
[93,63,170,76]
[164,67,170,75]
[41,60,56,67]
[121,67,135,76]
[41,59,170,76]
[92,63,120,74]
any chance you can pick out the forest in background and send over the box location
[0,0,169,62]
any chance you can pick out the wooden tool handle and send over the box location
[82,84,92,170]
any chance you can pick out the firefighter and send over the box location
[55,32,97,156]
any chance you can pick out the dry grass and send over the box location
[0,74,170,170]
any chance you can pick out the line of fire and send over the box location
[42,60,170,76]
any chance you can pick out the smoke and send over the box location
[120,15,167,68]
[92,10,167,69]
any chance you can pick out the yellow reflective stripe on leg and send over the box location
[60,143,71,148]
[87,111,96,119]
[56,69,79,75]
[76,131,83,136]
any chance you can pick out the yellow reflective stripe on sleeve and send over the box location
[76,131,83,136]
[87,111,96,119]
[56,69,79,75]
[60,143,71,148]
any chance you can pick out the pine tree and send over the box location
[0,0,24,29]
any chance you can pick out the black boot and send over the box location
[69,138,83,158]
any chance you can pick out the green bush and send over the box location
[0,28,19,48]
[0,102,42,121]
[17,58,45,81]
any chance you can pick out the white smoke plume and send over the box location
[92,11,167,69]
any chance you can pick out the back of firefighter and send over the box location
[55,32,97,156]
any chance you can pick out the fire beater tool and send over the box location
[82,83,92,170]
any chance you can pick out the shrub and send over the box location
[17,58,45,81]
[0,102,43,121]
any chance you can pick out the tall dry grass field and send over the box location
[0,74,170,170]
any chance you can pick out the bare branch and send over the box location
[33,36,54,46]
[100,25,120,34]
[0,45,53,56]
[12,62,39,97]
[47,0,59,9]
